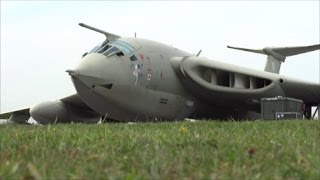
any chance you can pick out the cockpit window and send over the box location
[130,55,137,61]
[87,40,136,58]
[103,46,120,57]
[97,44,112,54]
[89,44,101,53]
[111,40,135,55]
[116,51,124,56]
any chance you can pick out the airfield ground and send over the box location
[0,120,319,179]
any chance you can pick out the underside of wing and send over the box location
[0,94,100,124]
[60,94,96,111]
[0,108,30,124]
[280,79,320,106]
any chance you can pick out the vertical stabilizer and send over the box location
[227,44,320,74]
[264,53,282,74]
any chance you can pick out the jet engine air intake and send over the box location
[201,68,271,89]
[170,56,275,93]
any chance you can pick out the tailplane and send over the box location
[227,44,320,74]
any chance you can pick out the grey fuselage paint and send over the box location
[71,38,200,122]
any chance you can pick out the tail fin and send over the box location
[227,44,320,74]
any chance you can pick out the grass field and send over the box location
[0,120,319,179]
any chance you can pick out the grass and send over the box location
[0,120,319,179]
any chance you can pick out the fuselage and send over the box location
[71,38,197,121]
[70,37,320,122]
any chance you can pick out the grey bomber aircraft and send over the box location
[1,23,320,124]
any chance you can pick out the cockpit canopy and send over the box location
[88,40,136,58]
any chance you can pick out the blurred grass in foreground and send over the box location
[0,120,319,179]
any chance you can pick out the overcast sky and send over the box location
[1,1,319,113]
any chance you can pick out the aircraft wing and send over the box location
[0,108,30,124]
[60,94,95,110]
[0,94,95,123]
[170,56,320,107]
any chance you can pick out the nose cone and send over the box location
[71,54,105,88]
[69,53,119,88]
[68,53,133,120]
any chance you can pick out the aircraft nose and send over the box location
[66,69,78,77]
[68,53,114,88]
